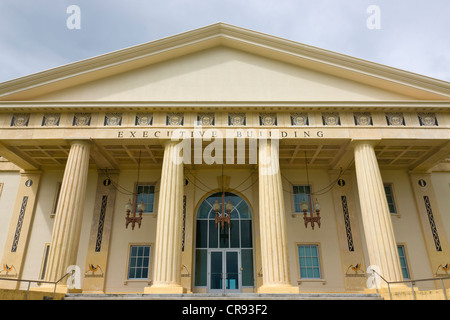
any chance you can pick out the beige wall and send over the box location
[0,166,449,293]
[32,47,413,102]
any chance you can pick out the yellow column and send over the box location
[44,140,92,287]
[257,138,298,293]
[353,140,403,284]
[145,141,184,294]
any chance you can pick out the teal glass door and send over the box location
[208,250,241,293]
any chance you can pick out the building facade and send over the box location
[0,23,449,296]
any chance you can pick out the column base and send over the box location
[257,284,299,294]
[144,284,185,294]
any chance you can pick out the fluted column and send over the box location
[145,141,184,294]
[258,139,298,293]
[353,140,403,284]
[45,140,92,284]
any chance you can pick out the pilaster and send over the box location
[0,171,41,289]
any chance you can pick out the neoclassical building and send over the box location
[0,23,449,297]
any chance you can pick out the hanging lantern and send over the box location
[125,198,145,230]
[303,198,321,230]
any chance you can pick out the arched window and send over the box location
[194,192,254,290]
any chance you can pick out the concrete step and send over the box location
[64,292,383,300]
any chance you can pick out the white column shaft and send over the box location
[151,142,184,288]
[354,141,403,283]
[45,140,91,282]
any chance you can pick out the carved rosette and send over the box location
[354,112,373,126]
[290,113,308,126]
[228,113,246,126]
[386,113,405,126]
[135,113,153,126]
[104,113,122,126]
[11,114,30,127]
[418,113,437,126]
[197,113,215,126]
[322,112,340,126]
[73,113,91,126]
[259,113,277,126]
[167,113,184,126]
[42,113,61,127]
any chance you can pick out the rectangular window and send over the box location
[398,245,410,279]
[384,184,397,214]
[51,182,62,215]
[293,185,312,213]
[136,185,155,213]
[298,244,321,279]
[39,243,50,280]
[127,245,151,280]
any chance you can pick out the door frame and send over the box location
[207,249,242,294]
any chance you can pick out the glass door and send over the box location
[207,249,241,293]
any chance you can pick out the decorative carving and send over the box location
[197,113,215,126]
[386,112,405,126]
[11,113,30,127]
[424,196,442,251]
[345,263,365,277]
[354,112,373,126]
[228,113,246,126]
[0,264,17,277]
[418,112,438,126]
[42,113,60,127]
[11,196,28,252]
[135,113,153,126]
[259,113,277,126]
[291,113,308,126]
[95,196,108,252]
[322,112,340,126]
[84,264,104,278]
[341,196,354,252]
[166,113,184,126]
[104,113,122,126]
[73,113,91,126]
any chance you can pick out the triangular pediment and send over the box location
[0,23,449,101]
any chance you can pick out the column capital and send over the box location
[67,139,94,148]
[350,139,381,148]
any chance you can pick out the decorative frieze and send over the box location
[322,112,340,126]
[259,113,277,126]
[354,112,373,126]
[386,112,405,126]
[42,113,61,127]
[228,113,246,126]
[11,113,30,127]
[290,113,309,126]
[104,113,122,126]
[73,113,91,126]
[418,112,438,126]
[197,113,215,126]
[166,113,184,126]
[135,113,153,126]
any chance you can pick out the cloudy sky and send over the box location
[0,0,449,83]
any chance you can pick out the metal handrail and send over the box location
[370,269,450,300]
[0,270,74,300]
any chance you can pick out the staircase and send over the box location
[64,292,383,300]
